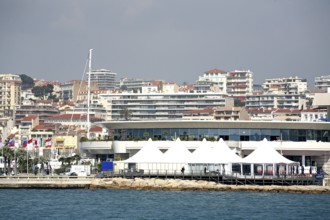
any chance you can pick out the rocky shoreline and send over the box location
[89,178,330,194]
[0,177,329,194]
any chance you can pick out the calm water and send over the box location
[0,189,329,220]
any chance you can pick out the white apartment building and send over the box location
[315,74,330,92]
[99,93,234,121]
[262,76,307,95]
[301,109,327,122]
[0,73,22,117]
[117,78,153,92]
[89,69,117,91]
[245,94,306,110]
[226,70,253,98]
[198,68,227,93]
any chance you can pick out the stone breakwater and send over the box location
[90,178,330,194]
[1,177,329,194]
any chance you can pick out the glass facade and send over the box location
[113,127,330,142]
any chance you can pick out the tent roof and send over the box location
[242,138,298,164]
[123,138,164,163]
[162,138,192,163]
[189,138,213,163]
[211,139,243,163]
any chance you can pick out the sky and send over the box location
[0,0,329,86]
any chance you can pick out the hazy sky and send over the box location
[1,0,329,86]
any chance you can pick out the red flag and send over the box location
[34,139,39,148]
[45,138,52,148]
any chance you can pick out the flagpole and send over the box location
[27,147,28,177]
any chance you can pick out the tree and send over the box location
[143,131,150,140]
[31,84,54,99]
[20,74,35,90]
[234,98,245,107]
[2,147,14,175]
[120,108,132,121]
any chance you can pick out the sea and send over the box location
[0,189,329,220]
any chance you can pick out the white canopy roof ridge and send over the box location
[242,138,299,165]
[189,138,214,163]
[121,138,164,163]
[212,138,243,163]
[162,137,192,163]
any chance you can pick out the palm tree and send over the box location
[73,154,81,165]
[2,147,14,175]
[120,108,132,121]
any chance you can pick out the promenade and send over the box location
[1,176,330,194]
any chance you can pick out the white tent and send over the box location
[242,138,297,164]
[162,138,191,163]
[242,138,299,177]
[212,138,243,164]
[123,138,164,163]
[161,138,192,174]
[189,138,212,164]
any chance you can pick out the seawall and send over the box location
[1,177,330,194]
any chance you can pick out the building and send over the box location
[301,109,328,122]
[0,73,22,117]
[80,120,330,174]
[198,68,227,94]
[226,70,253,98]
[89,69,117,91]
[15,100,59,125]
[245,94,306,110]
[44,114,104,129]
[182,109,214,120]
[59,80,99,102]
[262,77,308,95]
[117,78,153,92]
[214,107,249,121]
[99,93,234,121]
[315,74,330,92]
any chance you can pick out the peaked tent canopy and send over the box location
[211,138,243,163]
[162,138,192,163]
[242,138,298,164]
[189,138,214,163]
[122,138,164,163]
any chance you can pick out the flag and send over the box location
[22,139,28,148]
[8,139,15,147]
[27,138,33,150]
[45,138,52,148]
[34,139,39,148]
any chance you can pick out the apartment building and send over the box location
[226,70,253,98]
[15,100,59,125]
[59,80,99,102]
[214,107,249,121]
[89,69,117,91]
[245,94,306,110]
[315,74,330,92]
[117,78,153,92]
[262,77,307,95]
[99,93,234,121]
[0,73,22,117]
[198,68,227,93]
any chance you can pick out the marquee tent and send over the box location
[242,138,299,177]
[123,138,164,163]
[162,138,192,163]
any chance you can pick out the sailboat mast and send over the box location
[87,49,93,139]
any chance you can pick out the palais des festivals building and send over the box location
[81,120,330,174]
